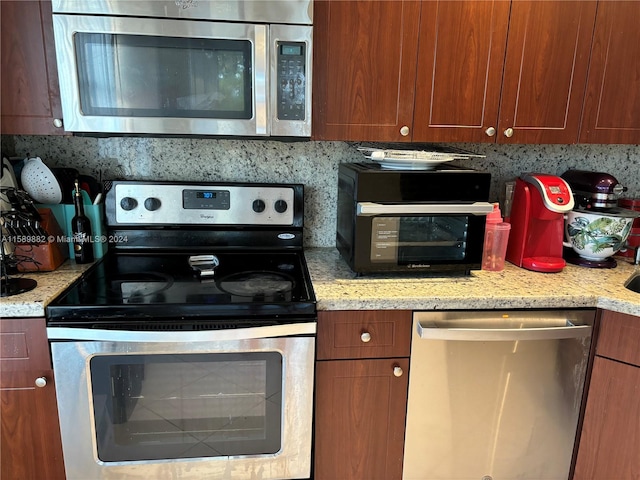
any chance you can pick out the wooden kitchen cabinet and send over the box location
[314,310,411,480]
[579,1,640,144]
[573,310,640,479]
[312,0,421,142]
[415,0,596,144]
[0,318,66,480]
[1,1,66,135]
[313,0,596,144]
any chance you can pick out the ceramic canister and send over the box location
[564,208,637,261]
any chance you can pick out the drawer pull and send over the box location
[393,366,403,377]
[360,332,372,343]
[35,377,47,388]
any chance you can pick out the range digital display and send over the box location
[183,189,230,210]
[197,191,217,199]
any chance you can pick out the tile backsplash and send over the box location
[3,135,639,247]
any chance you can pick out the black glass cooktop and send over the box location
[46,251,316,327]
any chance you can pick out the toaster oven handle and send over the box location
[356,202,494,216]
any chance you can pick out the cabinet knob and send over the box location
[393,366,403,377]
[35,377,47,388]
[53,118,63,128]
[485,127,496,137]
[360,332,372,343]
[400,126,410,136]
[504,127,514,138]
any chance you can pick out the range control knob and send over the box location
[120,197,138,211]
[253,199,266,213]
[274,199,288,213]
[144,197,162,211]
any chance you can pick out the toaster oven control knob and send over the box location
[120,197,138,211]
[35,377,47,388]
[360,332,372,343]
[504,127,514,138]
[252,199,266,213]
[400,125,410,136]
[144,197,161,211]
[485,126,496,137]
[274,199,288,213]
[393,366,404,377]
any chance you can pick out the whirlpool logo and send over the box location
[199,214,215,220]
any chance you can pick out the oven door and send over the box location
[48,323,315,480]
[53,14,268,136]
[353,202,493,273]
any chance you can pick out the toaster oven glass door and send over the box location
[355,202,491,270]
[370,216,469,263]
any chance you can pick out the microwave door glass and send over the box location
[74,33,252,119]
[371,216,469,263]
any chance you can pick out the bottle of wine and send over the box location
[71,179,94,264]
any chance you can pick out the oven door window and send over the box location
[89,352,282,462]
[74,33,252,119]
[371,216,469,263]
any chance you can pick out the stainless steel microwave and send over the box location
[51,0,312,137]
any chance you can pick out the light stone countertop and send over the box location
[305,248,640,317]
[2,250,639,319]
[0,261,94,318]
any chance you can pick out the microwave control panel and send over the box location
[277,42,306,121]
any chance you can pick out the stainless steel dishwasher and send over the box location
[403,309,594,480]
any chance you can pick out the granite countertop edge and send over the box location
[305,248,640,317]
[0,260,94,318]
[1,248,639,318]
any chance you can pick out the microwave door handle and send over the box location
[255,24,268,135]
[356,202,494,216]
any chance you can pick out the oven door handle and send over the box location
[356,202,494,216]
[47,322,316,342]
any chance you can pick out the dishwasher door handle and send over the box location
[417,321,592,341]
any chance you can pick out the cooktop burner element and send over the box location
[219,271,294,298]
[46,181,316,328]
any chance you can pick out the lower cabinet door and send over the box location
[1,371,66,480]
[573,356,640,479]
[314,358,409,480]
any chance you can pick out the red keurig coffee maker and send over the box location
[506,173,575,272]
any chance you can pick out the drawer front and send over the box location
[597,310,640,367]
[317,310,412,360]
[1,318,52,380]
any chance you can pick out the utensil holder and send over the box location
[37,194,107,260]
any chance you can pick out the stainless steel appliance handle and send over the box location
[47,322,316,342]
[357,202,494,216]
[416,321,592,341]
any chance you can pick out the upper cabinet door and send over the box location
[312,0,421,142]
[498,0,597,144]
[579,1,640,144]
[0,1,66,135]
[412,1,510,143]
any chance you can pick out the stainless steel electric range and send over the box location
[46,181,316,480]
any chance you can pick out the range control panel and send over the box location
[109,182,297,226]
